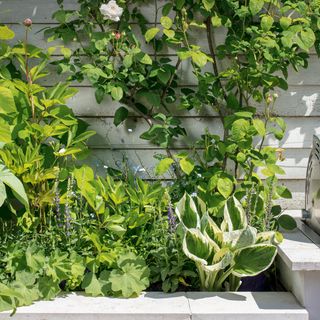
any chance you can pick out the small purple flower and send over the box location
[167,203,177,233]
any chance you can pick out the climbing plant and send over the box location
[46,0,320,228]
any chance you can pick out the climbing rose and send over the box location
[100,1,123,22]
[23,18,32,27]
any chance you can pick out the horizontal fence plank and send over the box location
[68,86,320,117]
[84,116,320,149]
[36,55,320,87]
[85,147,310,180]
[0,0,167,24]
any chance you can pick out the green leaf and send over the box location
[191,51,208,67]
[111,86,123,101]
[261,15,274,32]
[278,214,297,230]
[300,28,316,50]
[81,272,102,296]
[160,16,173,29]
[0,181,6,207]
[211,15,222,27]
[233,244,277,277]
[175,193,200,229]
[123,54,133,68]
[0,26,15,40]
[253,119,266,136]
[0,86,17,114]
[179,157,195,175]
[155,158,174,175]
[0,164,28,208]
[162,3,173,15]
[114,107,129,126]
[163,29,175,39]
[249,0,264,15]
[280,17,292,30]
[202,0,215,11]
[217,177,233,199]
[140,53,153,65]
[109,253,149,298]
[276,185,292,199]
[60,47,72,58]
[157,69,171,84]
[38,277,60,300]
[46,249,71,282]
[145,27,160,42]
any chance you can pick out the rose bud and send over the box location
[115,32,121,40]
[23,18,33,27]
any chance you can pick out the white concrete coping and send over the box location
[278,210,320,271]
[0,292,307,320]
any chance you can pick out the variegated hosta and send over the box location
[175,193,278,291]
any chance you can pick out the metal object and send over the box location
[305,135,320,234]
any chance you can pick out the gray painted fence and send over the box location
[2,0,319,209]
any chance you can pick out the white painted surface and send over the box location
[2,0,320,208]
[187,292,308,320]
[0,292,308,320]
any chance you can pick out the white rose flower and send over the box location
[100,1,123,22]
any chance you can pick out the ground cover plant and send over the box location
[0,0,320,314]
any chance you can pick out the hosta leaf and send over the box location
[204,249,233,272]
[224,197,247,231]
[232,244,277,277]
[203,214,223,248]
[175,193,200,229]
[233,226,257,250]
[0,181,6,207]
[183,229,212,265]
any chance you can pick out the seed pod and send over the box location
[23,18,33,27]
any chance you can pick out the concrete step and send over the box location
[278,209,320,320]
[0,291,307,320]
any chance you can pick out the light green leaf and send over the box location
[145,27,160,42]
[160,16,173,29]
[261,15,274,32]
[0,86,17,114]
[280,17,292,30]
[217,177,233,199]
[0,26,15,40]
[81,272,102,296]
[111,86,123,101]
[211,15,222,27]
[163,29,175,38]
[249,0,264,15]
[0,181,6,207]
[232,244,277,277]
[140,53,153,65]
[253,118,266,136]
[38,277,60,300]
[155,158,174,175]
[179,157,195,175]
[202,0,215,11]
